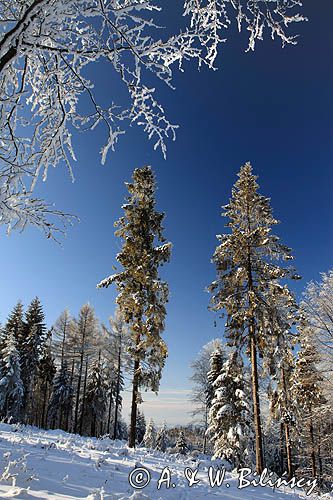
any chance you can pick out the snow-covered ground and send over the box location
[0,424,329,499]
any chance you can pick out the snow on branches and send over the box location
[0,0,305,235]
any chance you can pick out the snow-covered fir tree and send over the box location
[80,356,108,437]
[136,410,146,445]
[206,346,226,410]
[207,350,252,467]
[208,162,300,473]
[21,297,47,419]
[48,360,74,431]
[0,331,24,421]
[292,322,328,481]
[97,166,171,448]
[143,419,157,449]
[190,338,224,453]
[32,332,56,428]
[175,430,188,455]
[155,422,168,452]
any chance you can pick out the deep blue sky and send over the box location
[0,2,332,424]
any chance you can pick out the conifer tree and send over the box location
[0,331,24,421]
[175,430,188,455]
[136,410,146,444]
[190,338,224,453]
[20,297,48,421]
[207,350,253,467]
[48,361,74,431]
[292,323,327,480]
[80,356,108,437]
[33,332,56,428]
[155,422,168,452]
[206,346,226,410]
[4,301,25,348]
[209,162,299,473]
[143,419,157,449]
[97,166,171,448]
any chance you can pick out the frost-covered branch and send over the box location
[0,0,305,235]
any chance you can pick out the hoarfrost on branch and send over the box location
[0,0,305,234]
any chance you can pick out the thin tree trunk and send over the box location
[128,358,140,448]
[113,343,122,440]
[203,406,208,454]
[281,368,293,479]
[65,358,75,432]
[79,357,89,435]
[41,382,48,429]
[74,354,83,434]
[107,384,113,436]
[279,422,284,475]
[309,418,317,478]
[250,332,264,474]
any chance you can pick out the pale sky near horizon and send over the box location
[0,2,332,426]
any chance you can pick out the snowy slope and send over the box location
[0,424,329,499]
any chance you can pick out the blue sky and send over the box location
[0,2,332,424]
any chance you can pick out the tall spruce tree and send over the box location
[207,350,253,467]
[0,331,24,421]
[22,297,47,421]
[97,166,171,448]
[48,360,74,431]
[33,332,56,428]
[292,323,327,480]
[206,346,226,410]
[80,356,108,437]
[209,162,299,473]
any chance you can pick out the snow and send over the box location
[0,423,328,499]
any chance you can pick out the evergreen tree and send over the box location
[206,346,226,410]
[292,323,327,480]
[0,331,24,421]
[143,418,157,449]
[80,357,108,437]
[155,422,168,452]
[136,410,146,444]
[4,301,25,347]
[21,297,47,419]
[48,360,74,431]
[208,162,299,473]
[175,430,188,455]
[190,338,224,454]
[207,350,253,467]
[33,333,56,428]
[97,166,171,448]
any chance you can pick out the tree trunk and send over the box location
[65,358,75,432]
[107,387,113,436]
[79,357,89,435]
[250,332,264,474]
[309,418,317,478]
[113,344,122,440]
[281,368,293,479]
[74,354,83,434]
[128,358,139,448]
[41,382,48,429]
